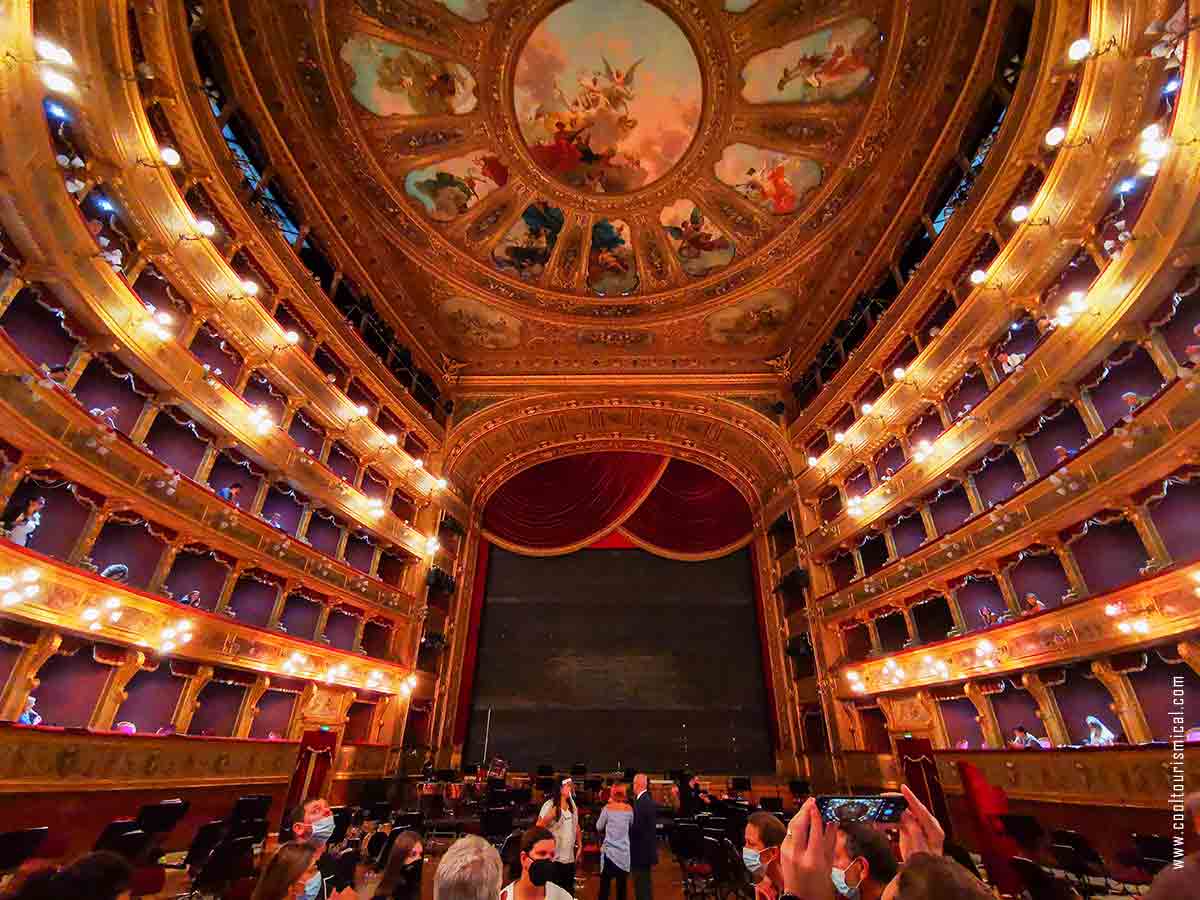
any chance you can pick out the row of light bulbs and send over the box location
[282,649,419,695]
[33,36,454,554]
[0,568,42,607]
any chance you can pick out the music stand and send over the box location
[229,795,271,824]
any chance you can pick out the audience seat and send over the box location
[0,827,49,876]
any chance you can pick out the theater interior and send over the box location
[0,0,1197,896]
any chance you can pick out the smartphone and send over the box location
[815,795,908,823]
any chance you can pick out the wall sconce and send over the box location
[969,269,989,285]
[158,618,194,653]
[424,535,440,555]
[282,651,307,675]
[248,405,274,435]
[1067,35,1118,63]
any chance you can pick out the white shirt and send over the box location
[502,882,573,900]
[539,800,578,863]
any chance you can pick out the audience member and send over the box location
[1022,592,1045,614]
[267,512,286,530]
[1,850,132,900]
[281,798,335,900]
[678,773,711,817]
[501,828,570,900]
[887,852,994,900]
[831,821,898,900]
[537,777,581,892]
[251,841,353,900]
[218,482,243,504]
[743,810,786,900]
[100,563,129,583]
[1053,445,1073,465]
[630,773,656,900]
[597,783,634,900]
[181,589,202,607]
[18,695,41,726]
[114,721,136,735]
[1147,792,1200,899]
[437,835,502,900]
[5,496,45,547]
[1085,715,1116,746]
[1010,725,1043,749]
[374,830,423,900]
[978,607,999,627]
[1121,391,1145,419]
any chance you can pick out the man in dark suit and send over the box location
[630,772,657,900]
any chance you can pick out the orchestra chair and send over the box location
[182,834,255,899]
[0,827,49,881]
[1131,832,1172,877]
[134,799,190,863]
[1008,856,1079,900]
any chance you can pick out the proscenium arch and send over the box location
[444,392,792,517]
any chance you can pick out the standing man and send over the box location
[630,773,657,900]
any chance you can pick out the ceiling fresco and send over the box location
[239,0,994,374]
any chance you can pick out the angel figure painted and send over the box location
[405,153,509,222]
[715,144,822,215]
[660,200,735,277]
[492,201,566,281]
[588,219,639,295]
[513,0,702,192]
[341,34,477,117]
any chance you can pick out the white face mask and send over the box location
[831,859,862,900]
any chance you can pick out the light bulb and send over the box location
[158,146,182,167]
[1141,123,1162,142]
[807,455,818,466]
[969,269,987,285]
[105,596,121,609]
[892,367,906,380]
[435,478,447,490]
[1117,621,1132,634]
[1142,138,1171,160]
[834,431,845,443]
[1067,38,1092,62]
[35,38,73,66]
[1,591,20,606]
[1009,204,1029,223]
[860,402,873,414]
[846,671,860,681]
[413,458,424,469]
[386,433,398,445]
[21,568,39,583]
[41,70,75,93]
[1044,126,1066,147]
[82,607,100,621]
[240,279,260,296]
[1068,290,1088,312]
[1116,178,1136,194]
[162,640,176,652]
[0,577,12,590]
[1139,159,1160,177]
[355,404,369,416]
[285,330,300,344]
[23,584,38,598]
[195,218,216,237]
[425,536,440,554]
[154,310,173,326]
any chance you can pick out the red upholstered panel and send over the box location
[228,576,278,628]
[0,288,78,368]
[483,452,665,551]
[345,702,374,743]
[280,594,321,641]
[325,610,357,651]
[164,549,228,611]
[72,360,146,435]
[858,707,891,754]
[117,664,185,734]
[251,691,297,739]
[91,520,166,590]
[1149,479,1200,564]
[33,650,112,728]
[622,459,752,555]
[188,680,245,737]
[144,414,207,480]
[361,621,391,659]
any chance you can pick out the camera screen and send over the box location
[816,795,906,823]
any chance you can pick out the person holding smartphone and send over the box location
[537,777,581,892]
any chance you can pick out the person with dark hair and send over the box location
[3,850,132,900]
[831,822,898,900]
[5,496,45,547]
[886,852,993,900]
[536,777,580,892]
[630,773,657,900]
[99,563,129,583]
[251,842,317,900]
[501,827,572,900]
[678,773,711,818]
[217,481,243,504]
[280,798,335,900]
[1010,725,1043,749]
[743,811,787,900]
[373,830,424,900]
[597,783,634,900]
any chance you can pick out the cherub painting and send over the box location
[706,289,796,345]
[742,18,881,104]
[440,296,521,350]
[513,0,702,192]
[340,34,477,117]
[587,219,639,295]
[660,200,735,277]
[715,144,823,216]
[492,202,565,281]
[405,153,509,222]
[435,0,491,22]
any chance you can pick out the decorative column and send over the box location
[918,503,938,542]
[89,648,147,730]
[0,271,25,315]
[977,357,1001,391]
[882,526,899,562]
[249,476,273,516]
[1090,659,1152,744]
[1010,436,1041,483]
[850,546,866,581]
[147,536,188,595]
[232,366,256,395]
[0,455,49,511]
[369,544,384,578]
[266,579,297,630]
[171,665,214,734]
[963,680,1003,749]
[942,585,968,634]
[280,396,305,432]
[901,605,920,646]
[67,501,121,565]
[0,630,62,721]
[1070,389,1107,439]
[233,675,271,738]
[1178,640,1200,677]
[865,618,883,655]
[352,615,368,653]
[313,603,333,642]
[1020,671,1069,747]
[961,473,985,516]
[318,434,336,465]
[369,694,394,744]
[59,346,95,390]
[215,561,247,613]
[353,463,367,490]
[1049,538,1090,598]
[934,399,954,430]
[1141,329,1183,380]
[127,399,164,444]
[1122,502,1173,573]
[334,527,350,561]
[992,566,1023,616]
[194,437,235,487]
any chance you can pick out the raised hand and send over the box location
[896,784,944,860]
[780,798,837,900]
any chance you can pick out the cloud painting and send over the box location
[660,200,735,277]
[341,34,477,116]
[513,0,702,192]
[714,144,822,215]
[741,18,881,104]
[405,153,509,222]
[588,219,639,295]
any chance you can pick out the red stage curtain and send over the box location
[482,452,666,551]
[622,459,753,556]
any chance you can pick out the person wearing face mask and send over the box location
[281,798,336,900]
[743,811,787,900]
[830,822,897,900]
[536,777,581,892]
[374,830,424,900]
[502,827,574,900]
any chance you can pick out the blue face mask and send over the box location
[312,814,335,843]
[303,870,322,900]
[831,860,862,900]
[742,847,762,873]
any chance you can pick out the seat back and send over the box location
[94,819,140,852]
[134,799,190,837]
[192,836,256,892]
[229,817,267,845]
[1050,829,1104,867]
[330,846,359,891]
[1049,843,1091,879]
[1132,832,1171,874]
[99,828,150,862]
[0,827,50,873]
[675,822,705,860]
[365,829,389,862]
[183,820,226,870]
[1008,856,1072,900]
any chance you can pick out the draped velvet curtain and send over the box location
[481,452,754,558]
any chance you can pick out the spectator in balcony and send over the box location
[1052,445,1074,465]
[89,406,120,429]
[996,351,1025,375]
[100,563,129,583]
[5,496,45,547]
[831,821,898,900]
[1010,725,1043,749]
[18,695,41,726]
[1121,391,1146,420]
[181,590,201,607]
[1021,592,1045,615]
[267,511,287,530]
[978,607,999,628]
[1084,716,1116,747]
[217,481,243,505]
